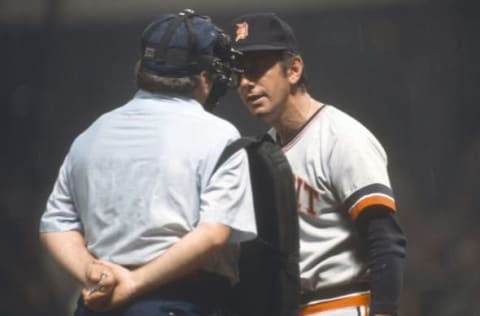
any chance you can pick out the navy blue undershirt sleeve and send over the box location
[356,206,407,316]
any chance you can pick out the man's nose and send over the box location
[239,74,255,88]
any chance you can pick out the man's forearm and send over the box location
[131,222,232,296]
[356,207,406,316]
[40,230,96,285]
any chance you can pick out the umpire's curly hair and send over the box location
[134,59,205,97]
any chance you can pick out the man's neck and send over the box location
[273,93,321,145]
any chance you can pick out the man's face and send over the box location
[236,51,291,123]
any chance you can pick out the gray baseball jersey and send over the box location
[40,90,257,283]
[269,104,396,294]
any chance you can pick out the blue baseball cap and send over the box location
[140,10,221,77]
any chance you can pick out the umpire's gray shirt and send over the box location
[39,90,257,283]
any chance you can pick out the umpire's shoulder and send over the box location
[202,111,241,139]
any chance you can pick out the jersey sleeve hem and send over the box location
[198,216,257,243]
[39,220,83,233]
[345,183,397,220]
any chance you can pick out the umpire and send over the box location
[39,9,256,316]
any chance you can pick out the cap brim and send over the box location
[234,43,293,52]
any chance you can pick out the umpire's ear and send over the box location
[287,55,304,86]
[193,70,213,104]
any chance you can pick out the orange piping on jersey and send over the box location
[301,292,370,315]
[349,195,396,220]
[282,104,325,152]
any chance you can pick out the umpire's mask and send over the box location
[139,9,242,111]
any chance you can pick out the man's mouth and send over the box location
[247,94,264,104]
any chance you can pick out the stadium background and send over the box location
[2,0,479,315]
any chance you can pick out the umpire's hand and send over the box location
[81,260,117,311]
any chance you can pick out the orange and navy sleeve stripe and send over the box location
[345,183,396,220]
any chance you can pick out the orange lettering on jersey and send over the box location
[294,176,320,217]
[305,184,320,216]
[235,22,249,41]
[295,177,303,212]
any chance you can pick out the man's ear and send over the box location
[199,70,213,93]
[193,70,213,104]
[287,55,304,86]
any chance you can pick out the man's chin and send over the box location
[249,107,266,117]
[246,101,272,120]
[251,108,273,122]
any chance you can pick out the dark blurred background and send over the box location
[2,0,479,315]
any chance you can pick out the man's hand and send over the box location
[82,260,139,312]
[81,260,116,311]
